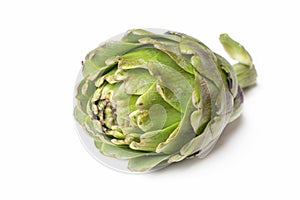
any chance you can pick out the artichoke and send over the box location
[74,29,257,172]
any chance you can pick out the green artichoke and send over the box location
[74,29,257,172]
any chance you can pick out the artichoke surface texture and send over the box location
[74,29,257,172]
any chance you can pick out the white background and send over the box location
[1,0,299,199]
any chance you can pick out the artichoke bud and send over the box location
[74,29,257,172]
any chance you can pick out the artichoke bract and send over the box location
[74,29,257,172]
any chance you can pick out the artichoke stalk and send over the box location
[74,29,257,172]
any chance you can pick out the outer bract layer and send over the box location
[74,29,257,172]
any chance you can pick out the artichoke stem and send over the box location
[233,63,257,89]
